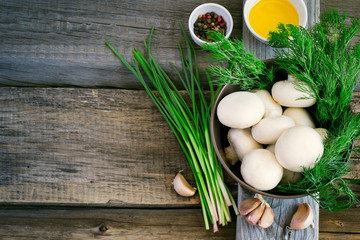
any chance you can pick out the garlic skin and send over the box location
[173,172,196,197]
[239,198,262,216]
[240,194,275,228]
[258,206,274,229]
[290,203,314,230]
[246,202,266,225]
[224,145,240,165]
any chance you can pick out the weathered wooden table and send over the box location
[0,0,359,239]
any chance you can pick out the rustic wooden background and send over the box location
[0,0,359,239]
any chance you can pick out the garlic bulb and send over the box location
[239,194,274,228]
[172,172,196,197]
[290,203,314,230]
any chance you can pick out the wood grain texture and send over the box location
[0,0,242,88]
[0,1,359,239]
[0,206,236,239]
[0,88,237,206]
[236,185,319,240]
[319,207,360,234]
[0,89,359,206]
[0,206,359,240]
[1,0,358,89]
[320,233,360,240]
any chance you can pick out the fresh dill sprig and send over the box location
[203,10,360,211]
[277,110,360,211]
[269,9,360,211]
[202,31,275,90]
[269,10,360,129]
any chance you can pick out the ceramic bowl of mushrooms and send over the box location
[210,60,326,198]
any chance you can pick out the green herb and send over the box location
[268,9,360,211]
[105,23,239,231]
[277,109,360,211]
[203,10,360,212]
[202,31,275,90]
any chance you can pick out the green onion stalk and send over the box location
[105,23,239,231]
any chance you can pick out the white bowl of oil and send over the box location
[244,0,308,43]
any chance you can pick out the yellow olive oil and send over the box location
[249,0,299,39]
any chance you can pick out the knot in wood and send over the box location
[99,224,108,232]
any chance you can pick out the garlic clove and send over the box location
[290,203,314,230]
[172,172,196,197]
[258,206,274,228]
[245,202,266,225]
[239,198,262,216]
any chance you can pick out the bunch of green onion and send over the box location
[105,24,239,231]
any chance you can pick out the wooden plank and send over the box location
[0,0,242,88]
[319,207,360,234]
[0,206,236,239]
[0,88,238,206]
[236,1,320,239]
[320,233,360,240]
[236,186,319,240]
[0,206,359,240]
[0,89,359,207]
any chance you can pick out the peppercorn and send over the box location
[193,11,227,42]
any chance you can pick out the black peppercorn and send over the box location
[193,11,227,41]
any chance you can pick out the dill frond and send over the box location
[202,31,275,90]
[269,9,360,211]
[202,10,360,211]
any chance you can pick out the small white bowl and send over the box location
[243,0,308,43]
[188,3,233,47]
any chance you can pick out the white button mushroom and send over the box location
[275,126,324,172]
[251,116,296,144]
[252,89,282,118]
[217,91,265,129]
[267,144,303,184]
[266,144,275,153]
[228,128,262,160]
[241,149,283,191]
[271,79,316,108]
[283,107,316,128]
